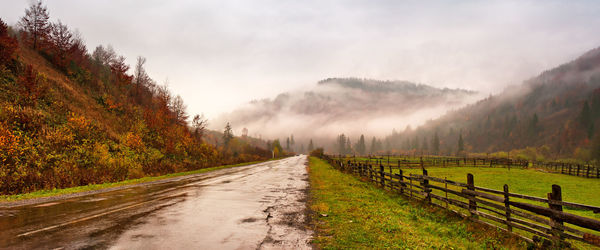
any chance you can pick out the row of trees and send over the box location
[333,132,467,156]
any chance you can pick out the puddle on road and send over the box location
[80,197,108,203]
[34,202,62,207]
[240,217,260,223]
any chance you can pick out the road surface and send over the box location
[0,156,312,249]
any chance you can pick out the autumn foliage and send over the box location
[0,3,270,195]
[0,19,18,66]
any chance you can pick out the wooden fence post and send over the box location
[577,165,581,177]
[569,165,572,175]
[445,177,449,208]
[398,169,404,194]
[359,163,364,177]
[587,165,590,178]
[467,173,477,219]
[380,165,385,187]
[548,184,564,246]
[503,184,512,232]
[422,169,431,204]
[409,176,413,199]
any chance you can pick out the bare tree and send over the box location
[192,114,208,141]
[49,20,72,52]
[92,45,116,66]
[134,56,149,87]
[170,95,188,125]
[133,56,151,101]
[19,0,50,49]
[48,20,72,66]
[155,79,172,111]
[68,30,87,65]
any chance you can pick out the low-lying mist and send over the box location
[210,78,482,147]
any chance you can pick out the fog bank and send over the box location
[210,78,482,143]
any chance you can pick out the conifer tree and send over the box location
[458,133,464,154]
[223,122,233,147]
[20,1,50,49]
[370,136,377,154]
[579,101,594,138]
[356,134,366,155]
[432,131,440,155]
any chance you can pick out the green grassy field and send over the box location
[331,157,600,249]
[0,159,273,203]
[399,166,600,250]
[338,156,600,218]
[398,167,600,219]
[308,157,526,249]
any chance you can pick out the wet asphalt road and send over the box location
[0,156,312,249]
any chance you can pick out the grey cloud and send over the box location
[1,0,599,122]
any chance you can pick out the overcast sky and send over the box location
[2,0,600,119]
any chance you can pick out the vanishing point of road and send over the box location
[0,155,313,249]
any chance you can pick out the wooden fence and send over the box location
[531,161,600,179]
[323,155,600,247]
[342,155,600,179]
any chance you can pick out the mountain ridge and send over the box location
[212,77,481,146]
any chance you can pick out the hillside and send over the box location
[212,77,480,148]
[0,15,269,195]
[384,47,600,161]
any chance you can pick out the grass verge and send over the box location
[307,156,526,249]
[0,159,274,203]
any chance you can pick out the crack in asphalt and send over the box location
[257,206,276,250]
[257,173,306,249]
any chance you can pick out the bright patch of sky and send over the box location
[3,0,600,119]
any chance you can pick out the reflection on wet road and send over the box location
[0,156,312,249]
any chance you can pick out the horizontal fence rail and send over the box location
[323,155,600,248]
[339,155,600,179]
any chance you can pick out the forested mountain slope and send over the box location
[387,47,600,161]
